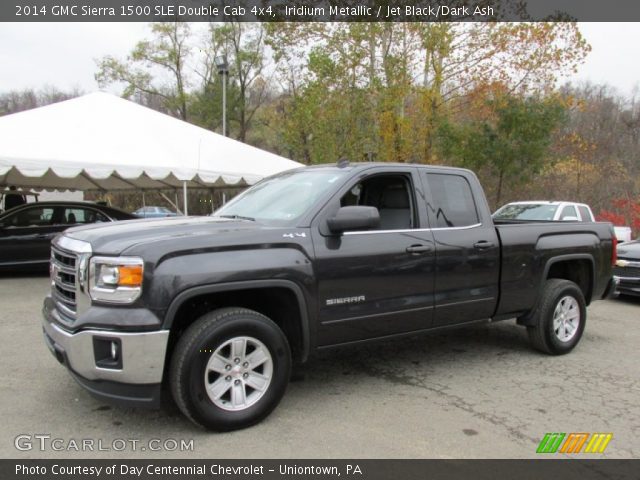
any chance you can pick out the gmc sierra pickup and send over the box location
[42,163,617,431]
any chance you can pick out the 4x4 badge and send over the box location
[283,232,306,238]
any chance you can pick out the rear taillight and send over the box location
[611,231,617,266]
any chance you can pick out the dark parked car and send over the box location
[133,206,177,218]
[614,239,640,297]
[0,201,135,271]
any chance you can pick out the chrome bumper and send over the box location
[42,315,170,385]
[613,275,640,297]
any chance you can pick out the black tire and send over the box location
[527,279,587,355]
[169,307,291,431]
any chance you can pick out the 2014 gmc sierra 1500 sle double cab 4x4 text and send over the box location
[42,163,617,431]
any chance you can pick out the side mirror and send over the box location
[562,216,579,221]
[327,206,380,234]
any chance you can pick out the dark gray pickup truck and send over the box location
[42,163,617,431]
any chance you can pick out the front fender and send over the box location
[162,279,313,362]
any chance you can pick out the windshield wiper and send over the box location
[217,214,256,222]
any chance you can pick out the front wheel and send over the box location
[169,307,291,431]
[527,279,587,355]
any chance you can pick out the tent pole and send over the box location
[159,192,181,215]
[183,181,188,216]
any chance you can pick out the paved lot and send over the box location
[0,273,638,459]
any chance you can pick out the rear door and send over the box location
[312,167,436,346]
[421,171,500,326]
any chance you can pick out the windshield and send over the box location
[214,169,347,225]
[493,203,559,221]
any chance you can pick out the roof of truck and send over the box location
[302,161,473,174]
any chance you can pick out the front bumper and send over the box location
[42,297,170,408]
[613,259,640,297]
[614,275,640,297]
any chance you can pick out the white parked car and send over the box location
[614,226,633,243]
[493,201,632,243]
[493,201,595,222]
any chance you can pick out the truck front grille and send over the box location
[51,246,78,320]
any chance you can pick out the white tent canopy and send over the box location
[0,92,302,192]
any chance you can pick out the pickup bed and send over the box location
[42,163,617,431]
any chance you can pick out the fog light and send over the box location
[93,337,122,369]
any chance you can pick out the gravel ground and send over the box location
[1,273,638,459]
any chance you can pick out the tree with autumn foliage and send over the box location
[515,84,640,233]
[264,22,589,166]
[598,199,640,236]
[4,19,640,224]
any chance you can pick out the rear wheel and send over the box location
[169,307,291,431]
[527,279,586,355]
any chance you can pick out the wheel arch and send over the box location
[518,254,594,327]
[163,280,311,365]
[542,254,595,304]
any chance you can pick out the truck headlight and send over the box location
[89,256,144,303]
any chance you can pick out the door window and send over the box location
[426,174,479,228]
[340,174,416,230]
[577,206,593,222]
[5,207,55,227]
[559,206,578,220]
[62,208,109,225]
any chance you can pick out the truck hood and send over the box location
[617,239,640,260]
[64,216,287,256]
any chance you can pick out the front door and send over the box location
[312,169,436,346]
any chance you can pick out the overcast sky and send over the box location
[0,22,638,97]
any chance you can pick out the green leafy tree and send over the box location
[438,93,567,204]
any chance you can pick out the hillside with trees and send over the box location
[1,22,639,232]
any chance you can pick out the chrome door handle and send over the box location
[474,241,495,250]
[406,244,433,254]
